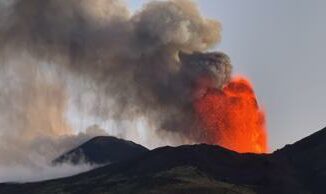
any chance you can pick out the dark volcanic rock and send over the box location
[53,136,149,165]
[2,127,326,194]
[0,145,304,194]
[274,127,326,194]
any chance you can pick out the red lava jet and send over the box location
[194,76,268,153]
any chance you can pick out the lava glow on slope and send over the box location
[194,76,268,153]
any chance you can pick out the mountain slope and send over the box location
[0,166,257,194]
[53,136,149,165]
[2,127,326,194]
[274,127,326,193]
[0,144,305,194]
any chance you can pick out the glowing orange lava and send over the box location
[194,76,268,153]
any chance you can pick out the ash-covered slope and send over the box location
[53,136,149,165]
[2,127,326,194]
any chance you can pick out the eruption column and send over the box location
[194,76,268,153]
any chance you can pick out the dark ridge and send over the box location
[2,127,326,194]
[273,127,326,193]
[0,144,304,194]
[53,136,149,165]
[275,127,326,154]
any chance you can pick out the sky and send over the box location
[126,0,326,151]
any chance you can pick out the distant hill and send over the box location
[1,127,326,194]
[53,136,149,165]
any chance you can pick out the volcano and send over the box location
[1,127,326,194]
[53,136,149,165]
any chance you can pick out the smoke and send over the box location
[0,0,232,181]
[0,53,107,182]
[0,163,94,183]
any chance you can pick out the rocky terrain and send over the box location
[1,127,326,194]
[53,136,149,165]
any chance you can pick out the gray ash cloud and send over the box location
[0,0,232,180]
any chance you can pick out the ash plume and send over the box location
[0,0,232,181]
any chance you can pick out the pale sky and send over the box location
[126,0,326,151]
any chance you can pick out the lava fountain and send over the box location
[194,76,268,153]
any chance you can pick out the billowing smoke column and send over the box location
[0,0,267,181]
[0,0,229,140]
